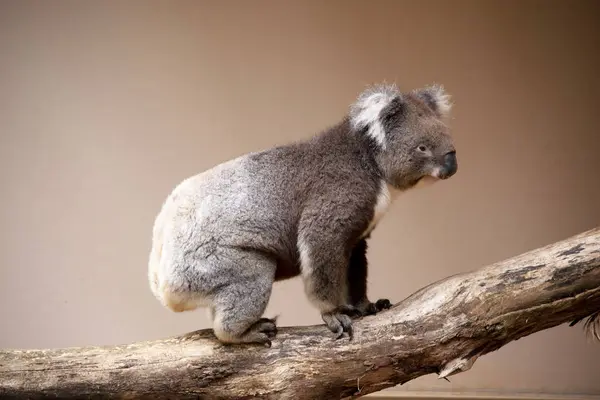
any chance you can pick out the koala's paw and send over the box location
[322,305,361,340]
[374,298,392,311]
[353,298,393,318]
[255,317,278,338]
[246,317,278,347]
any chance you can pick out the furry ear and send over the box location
[349,83,402,148]
[413,84,452,118]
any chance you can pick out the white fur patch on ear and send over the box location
[349,83,400,148]
[420,84,453,118]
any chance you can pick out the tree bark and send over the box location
[1,227,599,400]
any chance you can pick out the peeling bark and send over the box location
[1,227,599,399]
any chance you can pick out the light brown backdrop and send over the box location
[1,0,599,397]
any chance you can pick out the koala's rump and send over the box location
[156,153,303,294]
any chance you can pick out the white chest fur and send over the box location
[361,181,401,239]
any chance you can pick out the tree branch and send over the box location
[1,227,599,399]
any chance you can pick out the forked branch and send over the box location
[1,227,599,399]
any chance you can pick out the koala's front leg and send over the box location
[298,234,360,340]
[346,238,392,317]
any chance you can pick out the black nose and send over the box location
[442,151,457,178]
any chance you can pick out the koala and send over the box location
[148,83,458,346]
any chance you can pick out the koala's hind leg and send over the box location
[209,253,278,347]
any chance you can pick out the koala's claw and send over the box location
[335,324,353,340]
[322,306,357,340]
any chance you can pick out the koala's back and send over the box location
[149,121,381,311]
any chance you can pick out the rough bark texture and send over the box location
[1,227,599,399]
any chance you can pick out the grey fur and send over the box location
[148,83,458,346]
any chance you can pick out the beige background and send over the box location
[1,0,599,397]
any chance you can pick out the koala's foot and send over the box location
[214,316,278,348]
[322,305,361,340]
[241,317,279,348]
[210,275,279,348]
[353,298,392,318]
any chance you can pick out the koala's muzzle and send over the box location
[440,151,457,179]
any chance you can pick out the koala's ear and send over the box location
[379,95,407,129]
[349,84,404,147]
[413,84,452,118]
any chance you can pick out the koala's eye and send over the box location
[417,145,428,152]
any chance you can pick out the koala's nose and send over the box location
[442,151,457,179]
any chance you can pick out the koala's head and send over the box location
[349,83,457,190]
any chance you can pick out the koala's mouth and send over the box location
[430,164,456,180]
[413,163,456,187]
[429,168,445,180]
